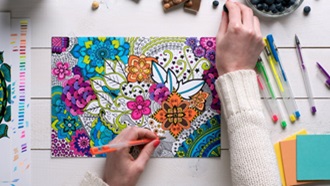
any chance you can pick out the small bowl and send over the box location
[245,0,304,18]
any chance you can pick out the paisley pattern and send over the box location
[51,37,221,157]
[0,51,11,140]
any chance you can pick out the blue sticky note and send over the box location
[296,135,330,180]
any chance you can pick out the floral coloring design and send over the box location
[152,92,198,138]
[127,95,151,120]
[62,74,97,116]
[71,37,130,79]
[69,129,92,157]
[0,51,11,140]
[51,37,221,158]
[52,61,72,81]
[52,37,69,54]
[126,55,157,83]
[200,37,216,50]
[190,91,209,111]
[149,83,170,105]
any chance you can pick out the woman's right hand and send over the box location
[216,1,264,76]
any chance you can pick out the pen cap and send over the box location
[326,79,330,89]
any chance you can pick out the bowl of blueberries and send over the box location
[246,0,304,18]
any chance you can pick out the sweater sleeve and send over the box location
[80,172,108,186]
[215,70,281,186]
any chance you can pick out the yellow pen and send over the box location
[263,38,296,123]
[263,38,284,92]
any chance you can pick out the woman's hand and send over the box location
[216,1,264,76]
[103,127,160,186]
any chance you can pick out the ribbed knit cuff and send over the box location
[215,70,261,119]
[80,172,108,186]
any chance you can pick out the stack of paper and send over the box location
[275,130,330,186]
[296,135,330,181]
[0,12,32,186]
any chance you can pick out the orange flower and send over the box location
[126,55,157,83]
[190,91,209,111]
[152,92,198,138]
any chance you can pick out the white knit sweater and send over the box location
[80,70,281,186]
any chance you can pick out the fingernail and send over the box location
[153,140,160,148]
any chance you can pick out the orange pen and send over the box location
[90,137,165,155]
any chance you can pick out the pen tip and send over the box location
[295,34,300,44]
[158,136,166,140]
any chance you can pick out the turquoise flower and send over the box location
[71,37,130,80]
[51,108,82,141]
[90,118,117,147]
[52,86,66,122]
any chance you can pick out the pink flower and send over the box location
[127,95,151,120]
[52,62,72,80]
[200,37,216,50]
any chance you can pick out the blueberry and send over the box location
[213,0,219,7]
[265,0,274,5]
[263,3,270,11]
[269,4,276,11]
[272,8,278,13]
[303,6,311,15]
[257,3,264,10]
[275,0,283,3]
[289,0,296,6]
[276,3,284,12]
[251,0,260,5]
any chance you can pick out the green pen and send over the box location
[256,57,287,128]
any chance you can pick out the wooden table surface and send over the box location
[1,0,330,185]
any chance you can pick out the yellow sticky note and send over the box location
[274,129,307,186]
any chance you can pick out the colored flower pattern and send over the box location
[127,95,151,120]
[152,92,198,138]
[200,37,216,50]
[193,46,206,57]
[52,61,72,81]
[149,83,170,105]
[71,37,130,79]
[52,86,66,122]
[90,118,117,150]
[203,66,220,114]
[52,109,82,141]
[126,55,157,83]
[52,37,69,54]
[61,74,97,116]
[205,49,216,64]
[69,129,92,157]
[185,37,198,49]
[51,37,221,158]
[51,130,75,157]
[190,91,209,111]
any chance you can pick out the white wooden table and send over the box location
[1,0,330,185]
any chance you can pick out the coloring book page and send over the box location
[51,37,221,158]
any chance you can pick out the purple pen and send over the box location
[295,35,316,114]
[316,62,330,88]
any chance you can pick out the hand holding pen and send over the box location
[102,127,160,186]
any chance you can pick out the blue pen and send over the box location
[266,34,301,119]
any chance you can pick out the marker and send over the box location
[90,137,165,155]
[264,38,296,123]
[256,57,287,128]
[267,34,301,120]
[295,35,316,114]
[316,62,330,89]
